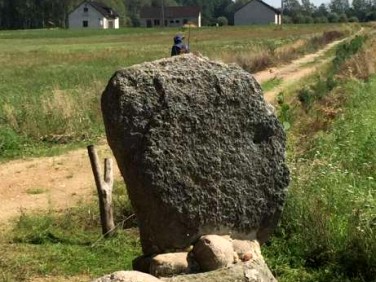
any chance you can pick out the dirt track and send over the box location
[0,36,350,226]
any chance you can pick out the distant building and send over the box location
[140,6,201,28]
[68,1,119,29]
[234,0,281,25]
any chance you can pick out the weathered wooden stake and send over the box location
[87,145,116,237]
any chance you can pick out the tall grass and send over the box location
[0,181,139,281]
[0,24,358,160]
[219,29,347,72]
[265,30,376,282]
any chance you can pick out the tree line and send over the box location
[0,0,375,29]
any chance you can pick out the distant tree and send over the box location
[217,16,228,25]
[301,0,315,15]
[348,16,359,21]
[365,10,376,20]
[304,15,314,23]
[282,15,293,23]
[283,0,302,15]
[329,0,350,14]
[328,12,340,22]
[315,3,329,17]
[314,16,329,23]
[339,13,348,21]
[293,13,305,23]
[352,0,369,21]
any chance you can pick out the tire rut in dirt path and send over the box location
[253,37,349,103]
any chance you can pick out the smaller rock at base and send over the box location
[150,252,189,277]
[191,235,235,272]
[232,240,262,262]
[92,270,161,282]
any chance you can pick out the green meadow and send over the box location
[0,24,354,160]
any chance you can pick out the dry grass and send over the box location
[217,29,347,73]
[339,38,376,80]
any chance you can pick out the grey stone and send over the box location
[150,252,189,277]
[102,54,290,255]
[160,259,277,282]
[92,271,161,282]
[232,240,262,262]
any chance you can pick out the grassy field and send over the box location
[0,24,355,160]
[1,23,374,282]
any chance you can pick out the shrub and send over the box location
[297,86,315,109]
[348,16,359,22]
[328,13,339,23]
[217,16,228,26]
[0,127,25,157]
[333,35,366,72]
[339,13,348,22]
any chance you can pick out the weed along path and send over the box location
[0,35,353,227]
[254,37,349,103]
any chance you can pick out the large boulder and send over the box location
[102,54,289,255]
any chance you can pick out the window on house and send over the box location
[183,19,188,24]
[154,19,160,26]
[83,7,88,12]
[175,20,180,23]
[170,20,174,24]
[83,20,88,27]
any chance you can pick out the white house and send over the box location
[234,0,281,25]
[140,6,201,28]
[68,1,119,29]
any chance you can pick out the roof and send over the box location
[140,6,201,19]
[89,1,119,19]
[69,1,119,19]
[235,0,280,15]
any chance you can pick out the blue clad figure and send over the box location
[171,34,189,56]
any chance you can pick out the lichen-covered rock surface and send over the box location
[101,54,289,255]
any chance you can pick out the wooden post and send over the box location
[87,145,116,237]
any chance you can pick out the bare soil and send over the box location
[0,37,347,228]
[254,38,347,103]
[0,141,121,228]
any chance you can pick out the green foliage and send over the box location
[0,127,25,157]
[267,68,376,282]
[298,35,365,110]
[217,16,228,26]
[297,86,315,109]
[275,92,293,131]
[348,16,359,22]
[261,78,282,92]
[333,35,365,71]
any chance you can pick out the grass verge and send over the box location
[0,182,139,281]
[264,29,376,282]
